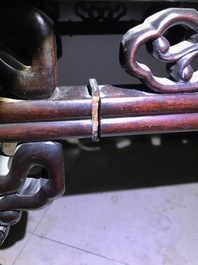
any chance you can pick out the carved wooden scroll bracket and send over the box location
[120,8,198,93]
[0,6,57,99]
[2,6,198,246]
[0,6,61,245]
[0,142,65,245]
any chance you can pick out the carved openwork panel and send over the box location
[0,142,65,244]
[120,8,198,93]
[1,4,198,247]
[75,1,126,22]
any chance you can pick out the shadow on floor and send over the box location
[0,212,28,249]
[64,132,198,195]
[1,132,198,249]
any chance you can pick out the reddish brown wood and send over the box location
[2,85,198,124]
[0,6,57,99]
[0,85,91,123]
[101,113,198,137]
[0,85,198,142]
[0,141,65,227]
[100,85,198,117]
[0,120,92,142]
[120,8,198,93]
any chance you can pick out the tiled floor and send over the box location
[1,134,198,265]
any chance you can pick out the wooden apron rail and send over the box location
[0,81,198,142]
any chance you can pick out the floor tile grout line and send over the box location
[11,148,85,264]
[32,233,129,265]
[12,206,53,265]
[32,206,52,234]
[12,232,33,265]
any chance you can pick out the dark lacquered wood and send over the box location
[0,120,92,142]
[0,142,65,226]
[0,85,198,141]
[2,85,198,124]
[3,3,198,248]
[100,85,198,118]
[101,113,198,137]
[120,8,198,93]
[1,112,198,142]
[0,86,92,123]
[0,6,57,99]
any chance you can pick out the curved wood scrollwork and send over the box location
[120,8,198,93]
[0,6,61,245]
[0,142,65,227]
[0,6,57,99]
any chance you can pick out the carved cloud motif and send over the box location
[120,8,198,93]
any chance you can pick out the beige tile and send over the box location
[26,207,50,233]
[35,183,198,265]
[14,235,122,265]
[0,206,49,265]
[0,232,31,265]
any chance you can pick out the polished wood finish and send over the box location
[0,6,57,99]
[120,8,198,93]
[100,85,198,117]
[0,120,92,142]
[101,113,198,137]
[0,86,92,123]
[0,85,198,142]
